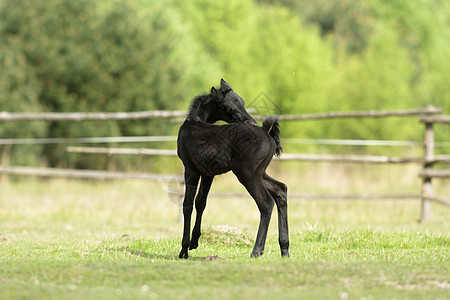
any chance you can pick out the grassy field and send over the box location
[0,170,449,299]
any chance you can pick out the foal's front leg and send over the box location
[190,175,214,250]
[179,171,200,259]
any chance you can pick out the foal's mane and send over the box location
[186,93,213,121]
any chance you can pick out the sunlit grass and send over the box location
[0,174,448,299]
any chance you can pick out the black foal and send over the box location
[177,79,289,258]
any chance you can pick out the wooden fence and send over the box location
[1,106,449,222]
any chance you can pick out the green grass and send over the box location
[0,177,449,299]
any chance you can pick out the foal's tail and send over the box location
[263,116,282,157]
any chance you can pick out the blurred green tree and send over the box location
[368,0,450,108]
[0,0,218,167]
[258,0,374,54]
[327,24,415,140]
[258,0,449,144]
[0,43,46,166]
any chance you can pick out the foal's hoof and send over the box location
[250,250,264,258]
[189,242,198,250]
[281,249,290,258]
[179,249,189,259]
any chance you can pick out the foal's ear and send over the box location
[205,87,217,104]
[220,78,232,92]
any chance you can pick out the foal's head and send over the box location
[192,79,257,125]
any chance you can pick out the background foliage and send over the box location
[0,0,449,167]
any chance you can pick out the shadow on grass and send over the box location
[111,247,177,260]
[111,247,222,261]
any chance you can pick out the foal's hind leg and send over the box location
[179,170,200,259]
[190,175,214,250]
[263,173,289,257]
[235,171,274,258]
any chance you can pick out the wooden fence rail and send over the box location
[171,190,422,201]
[0,109,257,122]
[267,106,442,121]
[278,153,450,164]
[67,146,178,156]
[0,110,186,121]
[0,166,180,182]
[0,106,440,122]
[65,146,450,165]
[419,169,450,178]
[420,115,450,124]
[0,136,178,145]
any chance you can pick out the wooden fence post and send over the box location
[420,122,434,223]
